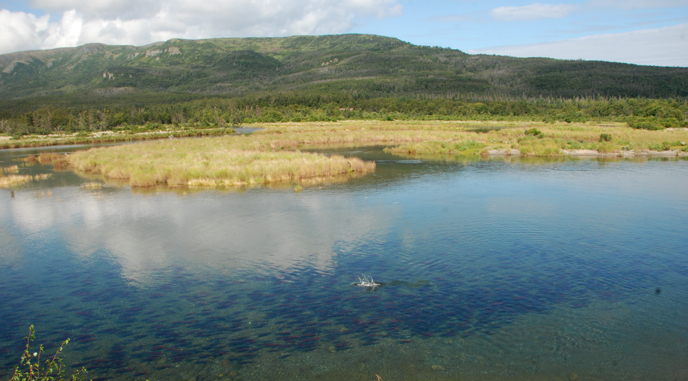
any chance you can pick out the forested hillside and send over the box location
[1,34,686,110]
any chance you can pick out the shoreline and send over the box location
[0,127,236,150]
[487,148,688,158]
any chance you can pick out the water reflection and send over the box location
[5,188,392,283]
[1,146,688,380]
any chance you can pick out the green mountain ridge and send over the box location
[1,34,687,109]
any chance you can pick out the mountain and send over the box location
[1,34,687,109]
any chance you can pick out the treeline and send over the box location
[1,94,686,136]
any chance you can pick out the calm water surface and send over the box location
[1,144,687,380]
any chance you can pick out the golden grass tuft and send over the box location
[37,153,70,170]
[1,165,19,174]
[80,182,103,190]
[0,175,32,188]
[0,173,51,188]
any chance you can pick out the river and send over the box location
[1,143,687,380]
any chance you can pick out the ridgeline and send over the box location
[1,34,686,106]
[0,34,687,136]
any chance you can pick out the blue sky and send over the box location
[0,0,686,66]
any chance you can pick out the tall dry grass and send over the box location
[67,137,375,188]
[0,173,52,188]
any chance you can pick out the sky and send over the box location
[0,0,686,67]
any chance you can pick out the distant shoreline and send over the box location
[487,148,688,158]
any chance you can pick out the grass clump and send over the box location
[0,175,33,188]
[648,142,673,151]
[1,164,52,188]
[517,137,562,156]
[1,165,19,174]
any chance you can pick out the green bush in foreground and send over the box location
[10,325,87,381]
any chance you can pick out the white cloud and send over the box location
[0,10,50,53]
[469,23,688,67]
[0,0,403,54]
[590,0,688,9]
[490,3,576,21]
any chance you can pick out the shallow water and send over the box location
[1,144,687,380]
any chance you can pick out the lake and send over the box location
[1,143,687,380]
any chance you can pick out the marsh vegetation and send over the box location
[66,137,375,188]
[0,125,235,149]
[9,119,688,190]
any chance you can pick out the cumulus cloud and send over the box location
[469,23,688,67]
[0,9,50,53]
[490,3,576,21]
[0,0,402,54]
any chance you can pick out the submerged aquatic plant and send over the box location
[355,274,381,290]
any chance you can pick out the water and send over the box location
[1,144,687,380]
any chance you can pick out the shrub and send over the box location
[9,325,87,381]
[628,120,664,130]
[659,118,679,128]
[599,133,612,142]
[524,128,544,138]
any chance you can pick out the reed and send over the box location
[0,175,32,188]
[0,174,52,188]
[66,137,375,188]
[36,153,70,170]
[2,165,19,174]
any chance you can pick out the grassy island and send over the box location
[66,136,375,188]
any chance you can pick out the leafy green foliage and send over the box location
[628,119,665,130]
[10,325,88,381]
